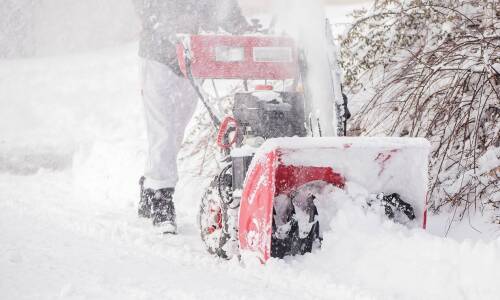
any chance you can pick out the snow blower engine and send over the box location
[177,34,430,263]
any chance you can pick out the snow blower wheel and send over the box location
[198,165,238,259]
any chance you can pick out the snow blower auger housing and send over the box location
[177,34,431,263]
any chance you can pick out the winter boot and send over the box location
[138,176,152,218]
[151,187,177,234]
[139,177,177,234]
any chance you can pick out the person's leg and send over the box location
[139,59,198,232]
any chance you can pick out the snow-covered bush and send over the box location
[341,0,499,223]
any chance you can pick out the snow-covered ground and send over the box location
[1,41,500,300]
[1,2,500,298]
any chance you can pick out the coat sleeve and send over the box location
[213,0,250,34]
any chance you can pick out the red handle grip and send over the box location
[217,117,239,149]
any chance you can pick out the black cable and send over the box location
[342,93,351,136]
[184,49,221,128]
[217,164,234,206]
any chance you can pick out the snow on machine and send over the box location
[176,33,430,263]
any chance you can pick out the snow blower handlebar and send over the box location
[177,34,301,141]
[177,35,299,80]
[182,45,221,129]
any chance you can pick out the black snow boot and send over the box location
[151,188,177,234]
[138,176,152,218]
[138,177,177,234]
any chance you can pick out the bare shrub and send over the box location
[342,0,499,222]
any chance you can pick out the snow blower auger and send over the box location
[176,34,431,263]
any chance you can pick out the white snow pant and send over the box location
[141,59,198,190]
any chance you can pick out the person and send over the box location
[133,0,249,234]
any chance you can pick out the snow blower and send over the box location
[176,33,430,263]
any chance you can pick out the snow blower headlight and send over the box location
[215,46,245,62]
[253,47,293,63]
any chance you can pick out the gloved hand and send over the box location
[248,18,264,33]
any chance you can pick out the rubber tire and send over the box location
[198,177,232,259]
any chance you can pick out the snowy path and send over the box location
[1,44,499,300]
[0,174,294,299]
[0,172,365,299]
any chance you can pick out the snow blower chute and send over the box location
[176,34,430,263]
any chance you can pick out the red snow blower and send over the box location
[176,34,430,263]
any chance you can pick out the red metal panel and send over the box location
[239,149,345,263]
[177,35,299,80]
[275,164,345,196]
[238,150,278,262]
